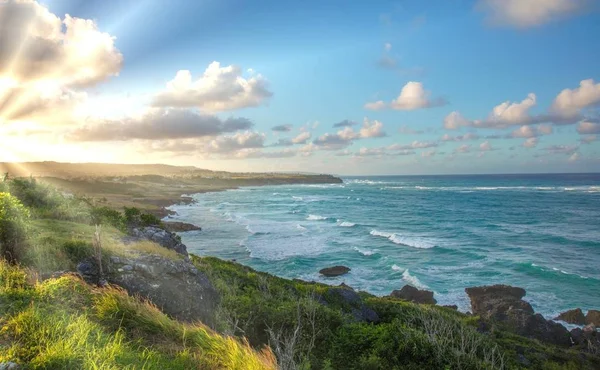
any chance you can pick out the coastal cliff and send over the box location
[1,176,599,369]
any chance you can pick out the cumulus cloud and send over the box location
[551,79,600,119]
[443,111,471,130]
[0,0,123,124]
[68,108,253,141]
[291,131,311,144]
[421,150,436,158]
[454,144,471,154]
[365,82,445,111]
[272,124,292,132]
[510,124,553,138]
[568,152,581,162]
[208,131,265,153]
[313,118,386,150]
[523,137,539,148]
[152,62,272,111]
[444,93,545,130]
[479,141,493,151]
[476,0,591,28]
[352,146,416,157]
[577,120,600,134]
[363,101,386,111]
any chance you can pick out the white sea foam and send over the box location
[402,269,428,289]
[370,229,394,238]
[391,264,402,271]
[354,247,376,256]
[339,221,356,227]
[307,214,327,221]
[292,196,304,201]
[370,230,435,249]
[296,224,307,231]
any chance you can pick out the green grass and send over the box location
[0,260,276,369]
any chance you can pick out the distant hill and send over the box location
[0,162,336,180]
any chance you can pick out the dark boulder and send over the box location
[554,308,586,325]
[319,265,350,277]
[130,226,188,256]
[78,254,219,326]
[465,285,570,347]
[389,285,436,305]
[586,310,600,326]
[322,286,379,323]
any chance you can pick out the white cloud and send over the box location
[476,0,591,28]
[443,111,471,130]
[152,62,272,111]
[479,141,492,151]
[208,131,265,153]
[487,93,537,126]
[523,137,539,148]
[421,150,436,158]
[359,118,386,138]
[366,82,445,111]
[454,144,471,154]
[568,152,581,162]
[0,0,123,125]
[312,118,386,151]
[511,124,553,138]
[391,82,445,110]
[384,43,392,52]
[551,79,600,118]
[577,120,600,134]
[363,100,386,111]
[292,131,311,144]
[441,132,479,141]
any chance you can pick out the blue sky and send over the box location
[1,0,600,175]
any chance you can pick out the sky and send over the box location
[1,0,600,175]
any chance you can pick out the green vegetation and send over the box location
[0,260,276,369]
[0,176,598,369]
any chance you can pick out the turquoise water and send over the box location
[167,174,600,317]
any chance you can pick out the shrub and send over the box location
[90,206,126,230]
[0,192,30,262]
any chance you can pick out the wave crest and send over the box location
[370,230,435,249]
[307,214,328,221]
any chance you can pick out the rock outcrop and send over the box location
[163,221,202,233]
[465,285,571,347]
[321,285,379,323]
[389,285,437,305]
[554,308,586,325]
[319,265,350,277]
[129,226,188,256]
[586,310,600,326]
[77,253,219,326]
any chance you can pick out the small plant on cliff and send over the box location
[0,192,30,262]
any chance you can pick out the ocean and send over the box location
[166,173,600,318]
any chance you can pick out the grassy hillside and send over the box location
[0,177,598,369]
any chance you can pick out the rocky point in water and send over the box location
[554,308,586,325]
[389,285,437,305]
[465,284,571,347]
[586,310,600,326]
[319,265,350,277]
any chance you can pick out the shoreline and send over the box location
[162,183,599,330]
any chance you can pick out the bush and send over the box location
[90,206,126,230]
[0,193,30,262]
[124,206,162,227]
